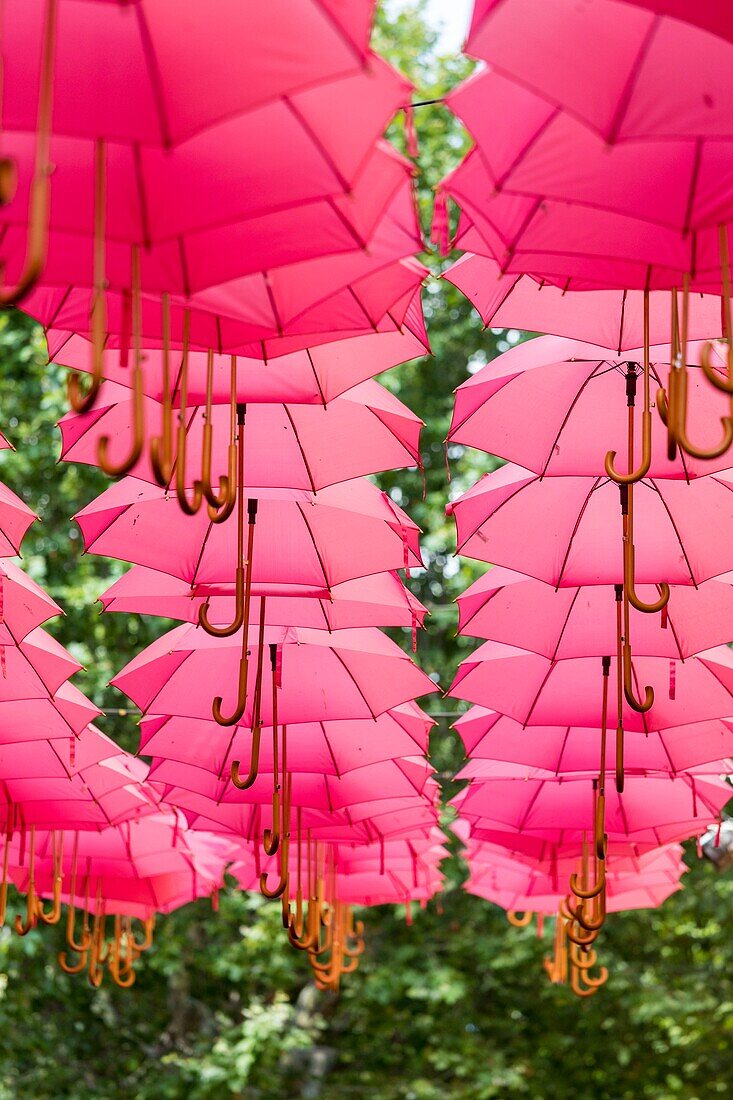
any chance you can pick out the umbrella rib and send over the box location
[549,588,580,662]
[539,361,608,477]
[321,723,341,779]
[44,286,74,333]
[605,17,660,144]
[556,477,601,588]
[133,5,173,149]
[283,407,318,493]
[295,502,331,589]
[281,96,351,194]
[647,481,698,587]
[190,518,215,587]
[330,649,377,720]
[304,350,328,407]
[556,725,572,776]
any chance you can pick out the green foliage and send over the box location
[0,4,730,1098]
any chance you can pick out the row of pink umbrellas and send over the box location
[0,0,447,989]
[441,0,733,994]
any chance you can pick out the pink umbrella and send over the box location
[444,253,725,353]
[455,706,733,775]
[98,568,427,634]
[449,336,733,478]
[0,481,37,556]
[0,558,63,642]
[49,301,429,404]
[449,641,733,731]
[138,704,433,779]
[456,567,733,659]
[59,377,424,492]
[0,0,379,304]
[448,463,733,588]
[0,684,102,741]
[451,771,732,844]
[75,477,422,591]
[112,623,437,726]
[465,834,686,880]
[465,0,733,140]
[0,625,84,700]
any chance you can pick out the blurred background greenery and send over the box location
[0,4,731,1097]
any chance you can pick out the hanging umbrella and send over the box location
[465,0,733,140]
[59,377,424,492]
[0,684,101,742]
[465,834,686,880]
[449,335,733,478]
[456,567,733,659]
[451,771,732,845]
[138,704,433,779]
[444,253,725,352]
[455,706,733,776]
[0,625,84,700]
[75,476,422,591]
[449,640,733,731]
[448,463,733,588]
[0,558,63,642]
[0,0,380,305]
[48,299,429,405]
[98,568,427,634]
[0,482,37,557]
[112,623,437,726]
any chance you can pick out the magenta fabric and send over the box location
[456,568,733,659]
[0,482,37,557]
[0,560,63,643]
[466,0,733,140]
[449,641,733,731]
[444,254,725,352]
[139,705,433,779]
[448,464,733,587]
[450,336,733,478]
[60,378,423,491]
[4,2,376,148]
[99,568,427,633]
[75,477,422,590]
[112,623,437,725]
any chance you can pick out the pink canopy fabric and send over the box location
[449,641,733,731]
[98,568,427,633]
[9,813,237,919]
[59,378,423,492]
[454,707,733,775]
[465,0,733,140]
[448,464,733,588]
[4,2,376,148]
[0,559,63,642]
[138,704,433,779]
[112,622,436,726]
[456,568,733,659]
[48,302,429,402]
[449,336,733,478]
[13,143,417,302]
[0,685,101,741]
[0,625,84,701]
[452,771,732,845]
[444,254,725,352]
[0,481,37,557]
[75,477,422,590]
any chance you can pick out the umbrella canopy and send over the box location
[4,1,376,148]
[455,707,733,775]
[0,481,37,557]
[465,0,733,141]
[9,813,237,919]
[449,641,733,731]
[444,254,725,352]
[449,336,733,478]
[98,568,427,632]
[452,772,732,845]
[0,625,84,700]
[448,464,733,588]
[59,378,423,491]
[0,559,63,642]
[456,567,733,659]
[112,623,437,725]
[0,684,101,742]
[48,300,429,402]
[139,704,434,778]
[75,477,422,590]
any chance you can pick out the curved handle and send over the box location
[569,858,605,902]
[0,0,57,307]
[57,949,89,975]
[263,788,281,857]
[259,838,289,900]
[564,919,599,948]
[624,541,670,615]
[570,967,601,997]
[605,409,652,485]
[507,910,533,928]
[230,725,261,790]
[622,643,654,713]
[198,568,244,637]
[98,248,145,477]
[213,636,249,727]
